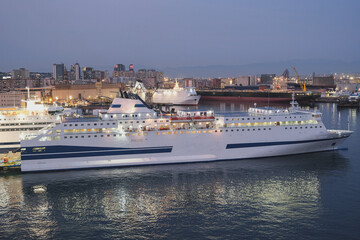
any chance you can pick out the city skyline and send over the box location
[1,0,359,76]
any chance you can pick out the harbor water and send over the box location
[1,101,360,239]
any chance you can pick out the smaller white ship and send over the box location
[133,80,200,106]
[0,96,61,153]
[152,81,200,105]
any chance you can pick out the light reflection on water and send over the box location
[0,152,351,239]
[0,102,359,239]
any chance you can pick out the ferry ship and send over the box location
[20,93,352,172]
[0,99,61,153]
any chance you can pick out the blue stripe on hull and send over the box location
[21,147,173,160]
[21,145,171,154]
[226,137,344,149]
[0,142,20,145]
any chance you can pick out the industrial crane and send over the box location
[292,67,306,92]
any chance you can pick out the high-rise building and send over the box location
[114,64,125,72]
[53,64,65,81]
[82,67,94,80]
[11,68,30,79]
[74,63,81,80]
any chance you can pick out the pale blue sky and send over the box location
[0,0,359,74]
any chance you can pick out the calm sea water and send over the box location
[1,101,360,240]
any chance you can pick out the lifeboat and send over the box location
[191,116,215,122]
[170,116,192,122]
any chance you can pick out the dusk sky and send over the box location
[1,0,359,75]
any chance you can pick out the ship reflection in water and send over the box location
[0,152,350,239]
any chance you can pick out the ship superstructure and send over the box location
[20,94,352,172]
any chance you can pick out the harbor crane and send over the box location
[292,67,306,92]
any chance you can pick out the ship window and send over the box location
[81,136,84,138]
[64,136,67,139]
[64,124,67,127]
[320,126,322,128]
[247,129,250,131]
[237,129,239,131]
[186,131,189,134]
[263,128,266,130]
[156,132,160,135]
[226,130,228,132]
[81,124,84,126]
[155,120,157,122]
[315,126,317,128]
[113,123,116,125]
[285,127,287,129]
[231,129,233,132]
[107,134,110,137]
[192,131,196,134]
[114,134,116,136]
[220,130,222,132]
[107,123,110,125]
[290,127,292,129]
[168,132,172,135]
[162,132,166,135]
[258,128,260,130]
[310,126,313,128]
[75,124,78,126]
[247,118,250,120]
[300,127,302,129]
[180,131,183,134]
[242,129,245,131]
[269,128,271,130]
[94,123,97,126]
[215,130,217,132]
[295,127,297,129]
[253,129,255,131]
[143,121,145,123]
[226,119,228,121]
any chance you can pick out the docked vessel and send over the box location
[19,92,352,172]
[0,99,61,153]
[197,89,320,105]
[152,81,200,105]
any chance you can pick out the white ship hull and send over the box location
[21,129,350,172]
[152,95,200,105]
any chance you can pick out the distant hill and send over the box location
[163,59,360,78]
